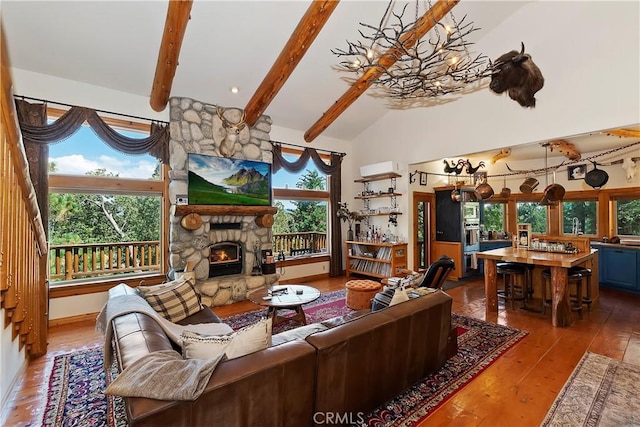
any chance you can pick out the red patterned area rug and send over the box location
[40,292,526,427]
[42,347,127,427]
[360,314,527,426]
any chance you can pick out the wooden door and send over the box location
[413,192,434,270]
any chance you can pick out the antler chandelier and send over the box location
[332,0,492,99]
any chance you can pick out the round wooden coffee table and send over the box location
[248,284,321,326]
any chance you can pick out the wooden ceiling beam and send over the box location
[244,0,340,126]
[149,0,193,112]
[605,129,640,138]
[304,0,459,142]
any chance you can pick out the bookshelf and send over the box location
[345,241,408,279]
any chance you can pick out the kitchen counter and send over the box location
[477,247,598,327]
[591,242,640,250]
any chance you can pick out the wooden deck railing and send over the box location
[1,26,49,357]
[49,241,161,281]
[272,232,328,256]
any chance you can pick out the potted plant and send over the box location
[337,202,362,241]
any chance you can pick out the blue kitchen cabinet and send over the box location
[598,245,639,292]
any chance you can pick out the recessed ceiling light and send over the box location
[230,86,239,94]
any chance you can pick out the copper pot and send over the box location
[519,177,539,193]
[474,178,494,200]
[543,171,565,201]
[543,183,565,201]
[499,177,511,198]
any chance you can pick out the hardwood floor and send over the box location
[2,276,639,426]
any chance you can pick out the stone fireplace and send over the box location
[167,97,279,307]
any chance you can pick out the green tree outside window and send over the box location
[517,202,547,234]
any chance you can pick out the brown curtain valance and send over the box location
[14,99,169,164]
[271,142,344,277]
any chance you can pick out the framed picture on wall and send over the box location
[568,164,586,180]
[419,172,427,186]
[473,171,487,185]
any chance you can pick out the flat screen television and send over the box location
[187,153,272,206]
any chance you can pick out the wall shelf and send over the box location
[354,192,402,200]
[354,173,402,227]
[354,172,402,183]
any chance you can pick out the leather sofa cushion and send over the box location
[306,291,453,417]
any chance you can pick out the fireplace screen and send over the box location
[209,242,243,277]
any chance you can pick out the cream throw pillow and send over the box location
[182,318,272,360]
[389,286,409,306]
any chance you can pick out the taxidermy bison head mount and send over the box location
[490,42,544,108]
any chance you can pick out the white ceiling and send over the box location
[2,0,638,158]
[1,0,528,140]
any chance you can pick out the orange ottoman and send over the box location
[345,279,382,310]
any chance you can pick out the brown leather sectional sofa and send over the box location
[108,286,454,426]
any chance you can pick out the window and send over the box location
[615,198,640,236]
[272,152,330,258]
[482,202,505,233]
[517,202,547,234]
[48,116,163,284]
[562,200,597,235]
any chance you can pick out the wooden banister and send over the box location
[1,24,48,356]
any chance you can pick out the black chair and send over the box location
[417,255,456,290]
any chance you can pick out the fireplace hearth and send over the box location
[209,242,243,277]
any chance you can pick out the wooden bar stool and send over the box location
[569,266,593,311]
[496,262,528,309]
[542,269,583,319]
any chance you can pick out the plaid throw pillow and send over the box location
[144,280,203,323]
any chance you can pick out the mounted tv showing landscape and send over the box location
[187,154,272,206]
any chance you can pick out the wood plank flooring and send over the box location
[2,276,639,426]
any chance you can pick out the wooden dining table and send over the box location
[477,247,598,327]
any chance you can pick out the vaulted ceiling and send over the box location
[1,1,529,141]
[2,0,639,158]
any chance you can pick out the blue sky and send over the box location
[49,125,324,192]
[49,125,158,179]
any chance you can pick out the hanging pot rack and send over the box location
[414,140,640,181]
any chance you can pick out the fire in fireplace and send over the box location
[209,242,243,277]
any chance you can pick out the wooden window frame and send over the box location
[46,108,170,297]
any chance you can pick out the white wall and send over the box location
[352,2,640,166]
[0,310,27,412]
[348,1,640,266]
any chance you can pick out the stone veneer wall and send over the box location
[167,97,278,306]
